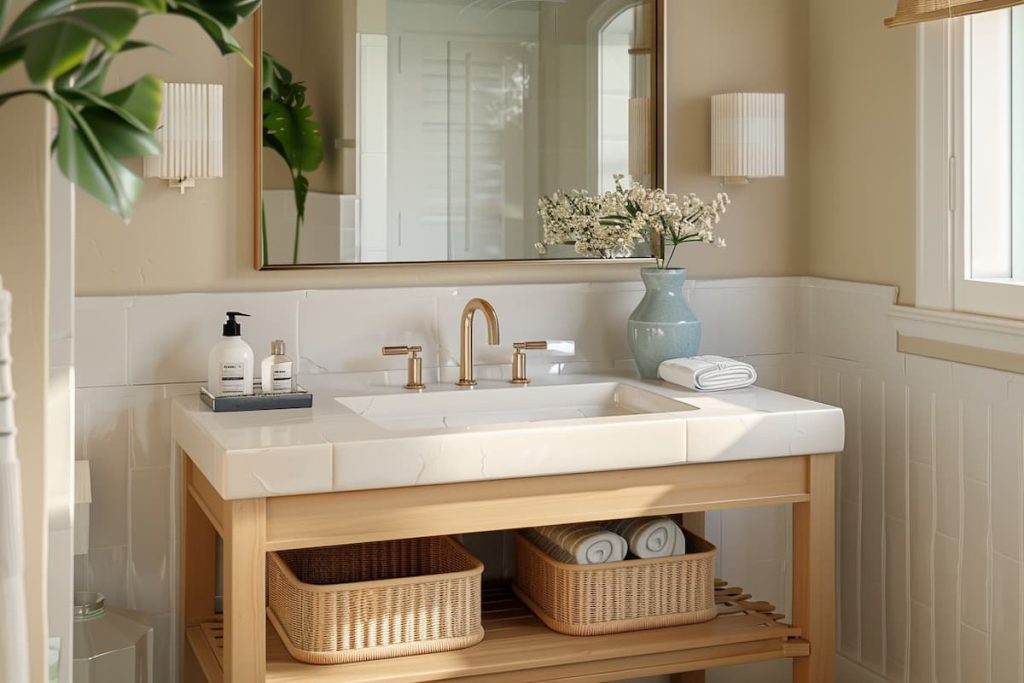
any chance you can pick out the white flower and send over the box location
[537,180,732,264]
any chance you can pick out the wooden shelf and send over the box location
[186,582,808,683]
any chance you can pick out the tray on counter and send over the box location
[200,385,312,412]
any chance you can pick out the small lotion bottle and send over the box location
[260,340,295,394]
[207,312,254,396]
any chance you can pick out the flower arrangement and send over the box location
[537,175,731,268]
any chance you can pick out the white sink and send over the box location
[336,381,696,431]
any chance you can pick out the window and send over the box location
[956,7,1024,316]
[921,9,1024,318]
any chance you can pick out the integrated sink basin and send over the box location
[336,381,696,431]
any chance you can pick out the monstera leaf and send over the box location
[261,51,323,264]
[0,0,259,220]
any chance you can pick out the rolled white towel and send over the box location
[658,355,757,392]
[524,523,628,564]
[605,517,686,558]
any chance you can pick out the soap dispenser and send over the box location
[207,312,254,396]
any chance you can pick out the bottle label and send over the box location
[220,362,245,396]
[271,361,293,393]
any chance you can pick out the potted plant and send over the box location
[538,175,731,378]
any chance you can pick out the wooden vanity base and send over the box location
[180,453,836,683]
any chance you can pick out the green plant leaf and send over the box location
[101,73,162,129]
[170,0,258,27]
[263,95,323,173]
[79,106,160,157]
[0,43,24,74]
[168,0,257,63]
[60,39,162,93]
[20,7,140,82]
[5,0,76,36]
[52,95,143,220]
[262,50,291,97]
[66,74,162,158]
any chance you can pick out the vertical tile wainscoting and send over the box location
[75,276,1024,683]
[801,280,1024,683]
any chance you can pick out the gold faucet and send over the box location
[457,298,500,386]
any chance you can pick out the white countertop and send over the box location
[172,372,845,500]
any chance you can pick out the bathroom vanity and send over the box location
[174,373,843,683]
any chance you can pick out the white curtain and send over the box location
[0,279,30,683]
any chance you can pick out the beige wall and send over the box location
[76,1,815,295]
[808,0,917,304]
[0,62,51,682]
[664,0,810,278]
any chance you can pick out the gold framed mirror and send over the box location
[253,0,663,270]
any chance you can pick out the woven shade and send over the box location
[886,0,1024,27]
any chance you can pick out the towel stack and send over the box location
[524,517,687,564]
[523,524,628,564]
[658,355,757,392]
[605,517,687,559]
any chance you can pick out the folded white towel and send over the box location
[525,524,628,564]
[658,355,757,392]
[605,517,686,558]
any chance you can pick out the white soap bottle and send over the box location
[207,312,254,396]
[260,340,295,394]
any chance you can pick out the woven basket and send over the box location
[267,536,484,664]
[512,529,717,636]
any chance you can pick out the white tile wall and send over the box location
[72,276,1024,683]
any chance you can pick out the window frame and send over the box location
[918,14,1024,319]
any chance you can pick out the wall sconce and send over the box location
[143,83,223,193]
[710,92,785,185]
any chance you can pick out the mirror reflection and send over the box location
[259,0,659,266]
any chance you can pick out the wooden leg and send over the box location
[181,455,218,674]
[672,513,706,683]
[223,498,267,683]
[792,454,836,683]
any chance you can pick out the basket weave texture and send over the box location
[267,536,484,664]
[513,529,717,636]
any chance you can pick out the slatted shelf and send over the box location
[186,581,808,683]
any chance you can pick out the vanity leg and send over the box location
[792,453,836,683]
[223,498,267,682]
[181,457,218,667]
[669,514,706,683]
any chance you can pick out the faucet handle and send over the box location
[510,340,576,384]
[382,346,426,390]
[514,340,575,355]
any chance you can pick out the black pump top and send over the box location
[222,311,250,337]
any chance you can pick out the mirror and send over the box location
[255,0,662,268]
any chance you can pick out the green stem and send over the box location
[292,210,301,265]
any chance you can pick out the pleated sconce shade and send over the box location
[710,93,785,182]
[143,83,224,192]
[886,0,1024,27]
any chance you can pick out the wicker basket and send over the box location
[512,529,717,636]
[267,536,484,664]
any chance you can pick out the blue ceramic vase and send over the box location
[627,268,701,379]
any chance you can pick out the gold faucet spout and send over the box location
[457,298,500,386]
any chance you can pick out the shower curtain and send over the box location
[0,279,30,683]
